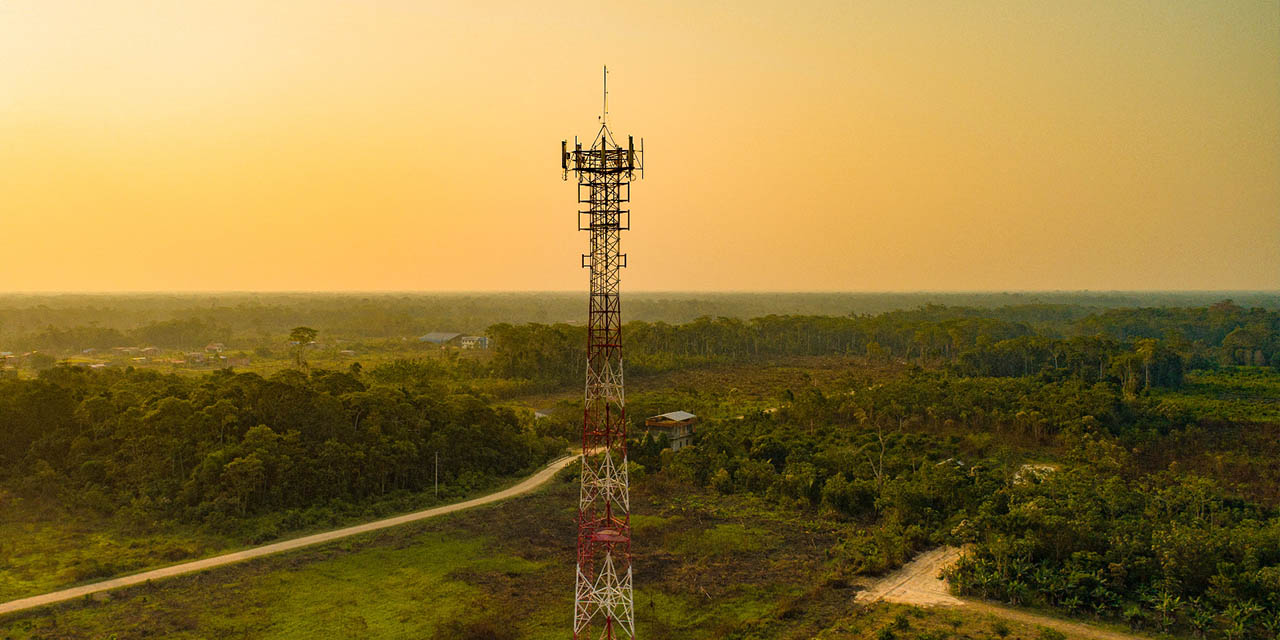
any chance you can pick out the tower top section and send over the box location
[562,68,644,180]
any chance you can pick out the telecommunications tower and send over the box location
[561,66,643,640]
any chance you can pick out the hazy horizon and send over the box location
[0,288,1278,296]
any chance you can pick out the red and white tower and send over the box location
[561,67,643,640]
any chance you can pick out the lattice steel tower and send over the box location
[561,67,643,640]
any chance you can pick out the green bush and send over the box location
[1036,627,1066,640]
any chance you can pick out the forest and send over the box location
[1,297,1278,638]
[0,362,565,543]
[637,368,1280,638]
[490,299,1275,390]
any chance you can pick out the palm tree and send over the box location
[1031,566,1055,600]
[1006,579,1030,606]
[1122,604,1144,630]
[1062,595,1084,615]
[1221,601,1260,640]
[1185,598,1214,638]
[1153,591,1182,632]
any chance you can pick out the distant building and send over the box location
[643,411,698,452]
[339,349,357,356]
[205,343,226,353]
[419,332,463,345]
[460,336,490,350]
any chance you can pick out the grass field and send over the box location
[0,515,230,604]
[0,463,553,606]
[1,468,1140,640]
[1,471,828,639]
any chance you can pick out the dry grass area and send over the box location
[0,465,1149,640]
[1,468,853,638]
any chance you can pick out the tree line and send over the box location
[0,362,565,540]
[489,300,1279,391]
[4,293,1276,354]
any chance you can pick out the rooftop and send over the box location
[650,410,696,422]
[420,332,462,343]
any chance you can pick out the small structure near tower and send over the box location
[643,411,697,452]
[459,336,489,349]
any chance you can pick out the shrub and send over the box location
[992,620,1010,638]
[710,468,733,494]
[892,611,911,630]
[1036,627,1066,640]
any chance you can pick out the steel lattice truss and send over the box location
[562,121,643,640]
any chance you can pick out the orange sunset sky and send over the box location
[1,1,1277,292]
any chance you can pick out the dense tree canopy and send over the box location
[644,369,1280,638]
[0,363,563,538]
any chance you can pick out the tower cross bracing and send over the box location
[561,68,644,640]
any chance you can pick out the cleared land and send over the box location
[0,454,576,616]
[3,474,1152,640]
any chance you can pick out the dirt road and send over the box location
[854,547,964,606]
[856,546,1147,640]
[0,454,579,616]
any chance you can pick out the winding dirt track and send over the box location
[0,454,579,617]
[857,546,1147,640]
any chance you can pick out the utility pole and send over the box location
[561,66,644,640]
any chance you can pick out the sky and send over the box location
[1,1,1277,292]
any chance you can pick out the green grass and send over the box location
[219,531,539,638]
[670,522,773,558]
[2,463,1172,640]
[1,528,537,639]
[0,460,557,605]
[0,515,230,603]
[1,473,856,639]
